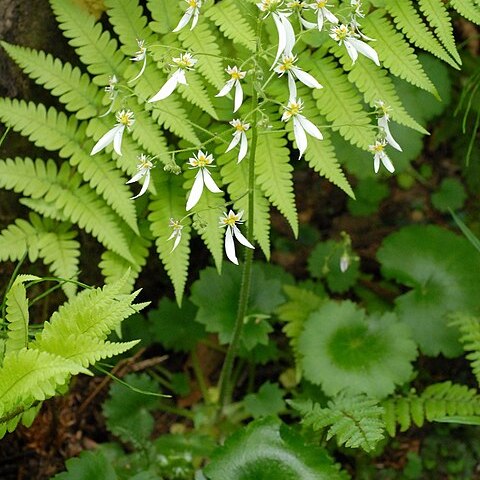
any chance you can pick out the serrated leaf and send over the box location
[244,383,285,419]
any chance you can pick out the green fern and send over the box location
[292,392,385,452]
[362,10,439,98]
[450,0,480,25]
[0,41,102,119]
[385,1,459,70]
[419,0,462,65]
[450,314,480,385]
[383,382,480,436]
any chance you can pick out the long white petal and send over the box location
[225,227,238,264]
[126,169,146,184]
[226,132,241,153]
[287,72,297,101]
[233,81,243,112]
[238,132,248,163]
[186,170,204,211]
[348,38,380,66]
[300,18,316,30]
[298,115,323,140]
[281,14,296,56]
[173,10,193,32]
[176,69,188,85]
[344,40,359,64]
[293,117,308,159]
[324,9,339,24]
[374,153,380,173]
[148,72,180,102]
[129,56,147,83]
[216,79,235,97]
[379,116,402,151]
[202,169,222,193]
[293,67,322,89]
[90,125,120,155]
[113,125,125,156]
[171,232,182,252]
[317,12,324,32]
[381,152,395,173]
[131,170,151,199]
[191,9,200,30]
[233,225,254,249]
[272,13,287,67]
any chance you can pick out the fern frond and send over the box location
[309,54,373,150]
[148,172,191,304]
[100,222,151,292]
[206,0,256,52]
[179,20,226,90]
[256,126,298,237]
[218,148,271,258]
[384,1,460,70]
[0,42,102,119]
[0,218,42,263]
[450,314,480,385]
[0,348,89,435]
[177,71,218,119]
[383,382,480,436]
[277,285,324,377]
[33,334,139,369]
[146,0,182,35]
[292,392,385,452]
[49,0,127,86]
[5,276,39,354]
[450,0,480,25]
[34,275,145,345]
[128,108,169,159]
[0,158,134,262]
[361,11,439,97]
[418,0,461,65]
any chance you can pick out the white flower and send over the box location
[173,0,202,32]
[274,54,322,100]
[226,119,250,163]
[369,140,395,174]
[126,154,154,199]
[340,252,350,272]
[375,100,402,152]
[215,66,247,113]
[168,218,184,252]
[100,75,118,117]
[219,210,255,265]
[350,0,364,17]
[330,24,379,66]
[288,1,316,29]
[281,98,323,158]
[186,151,222,211]
[309,1,338,32]
[129,39,147,83]
[148,53,197,103]
[258,1,296,68]
[90,109,135,156]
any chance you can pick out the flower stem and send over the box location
[217,17,262,412]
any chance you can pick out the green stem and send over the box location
[217,18,262,412]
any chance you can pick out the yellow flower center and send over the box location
[317,1,327,8]
[188,0,198,7]
[288,102,301,116]
[223,214,239,227]
[116,110,135,126]
[279,56,295,72]
[332,24,349,40]
[370,142,385,153]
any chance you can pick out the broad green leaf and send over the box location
[244,383,285,419]
[52,450,118,480]
[377,225,480,356]
[204,417,345,480]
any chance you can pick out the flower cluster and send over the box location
[91,109,135,156]
[126,154,154,199]
[219,210,255,265]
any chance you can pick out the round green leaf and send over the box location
[377,225,480,356]
[431,178,466,213]
[299,301,417,398]
[204,417,345,480]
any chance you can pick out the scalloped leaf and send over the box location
[204,417,345,480]
[377,225,480,357]
[299,301,417,398]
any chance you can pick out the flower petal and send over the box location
[191,9,200,30]
[298,115,323,140]
[381,152,395,173]
[348,38,380,66]
[173,10,193,32]
[186,170,204,211]
[215,79,235,97]
[130,169,151,199]
[317,11,324,32]
[238,132,248,163]
[293,117,308,159]
[379,116,402,151]
[272,12,287,67]
[225,227,238,264]
[90,125,120,155]
[129,55,147,83]
[226,131,241,153]
[148,71,180,102]
[281,13,296,56]
[374,153,380,173]
[233,81,243,112]
[293,67,322,90]
[324,9,339,25]
[233,225,254,249]
[344,40,359,64]
[171,232,182,252]
[287,72,297,101]
[202,169,222,194]
[113,125,125,156]
[126,169,146,184]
